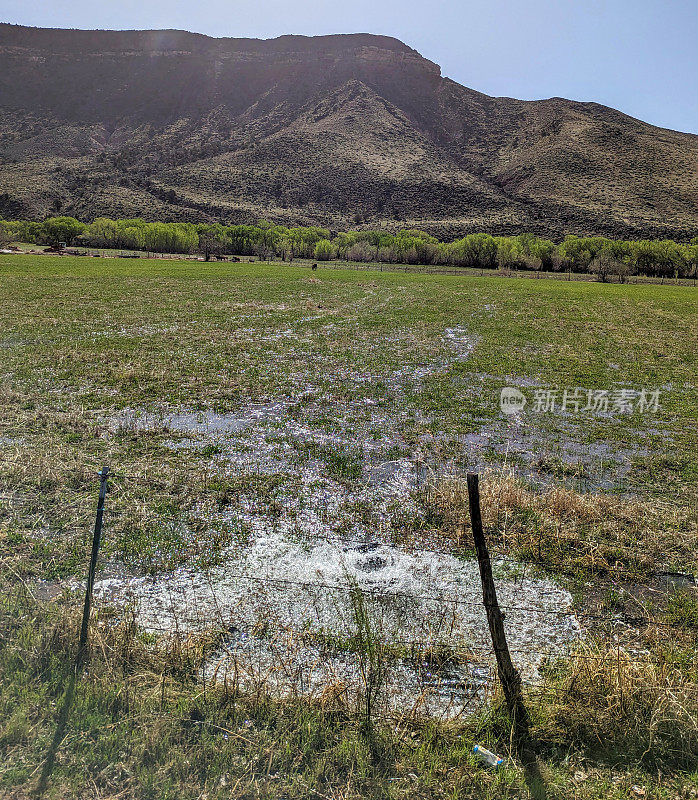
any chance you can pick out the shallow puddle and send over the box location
[112,400,291,437]
[96,532,580,717]
[97,324,593,716]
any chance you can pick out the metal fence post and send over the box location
[77,466,109,665]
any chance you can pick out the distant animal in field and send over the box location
[311,263,318,271]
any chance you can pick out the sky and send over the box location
[1,0,697,134]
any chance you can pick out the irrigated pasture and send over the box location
[1,256,696,799]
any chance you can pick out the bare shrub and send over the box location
[346,242,375,262]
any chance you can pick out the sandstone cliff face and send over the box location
[0,28,440,123]
[0,23,696,239]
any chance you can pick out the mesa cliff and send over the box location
[1,24,696,239]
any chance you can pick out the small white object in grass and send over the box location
[473,745,504,767]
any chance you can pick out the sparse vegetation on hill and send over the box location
[1,25,697,239]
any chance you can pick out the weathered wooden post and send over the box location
[467,472,529,740]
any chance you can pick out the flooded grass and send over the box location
[0,256,697,798]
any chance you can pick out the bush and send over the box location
[314,239,336,261]
[346,242,375,263]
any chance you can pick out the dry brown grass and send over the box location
[1,568,697,799]
[534,642,698,768]
[421,470,698,579]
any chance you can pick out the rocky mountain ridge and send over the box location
[0,23,696,239]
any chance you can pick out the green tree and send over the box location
[253,221,282,261]
[117,219,148,251]
[42,216,85,248]
[289,226,331,258]
[83,218,120,249]
[558,236,603,272]
[394,230,438,265]
[227,225,261,256]
[684,244,698,284]
[449,233,497,268]
[314,239,336,261]
[13,220,43,244]
[515,233,555,273]
[495,237,521,271]
[652,240,685,282]
[630,240,656,277]
[0,222,11,249]
[197,225,228,261]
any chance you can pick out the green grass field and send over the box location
[0,255,696,799]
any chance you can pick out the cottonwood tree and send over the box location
[11,215,697,280]
[197,225,228,261]
[314,239,336,261]
[495,237,519,271]
[652,239,685,283]
[42,216,85,248]
[685,243,698,284]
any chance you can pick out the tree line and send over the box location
[2,216,697,281]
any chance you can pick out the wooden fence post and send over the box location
[467,472,530,740]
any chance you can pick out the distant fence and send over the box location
[9,247,697,286]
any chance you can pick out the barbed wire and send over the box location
[1,483,692,576]
[0,453,695,638]
[1,454,693,562]
[0,527,693,629]
[6,598,693,679]
[138,622,693,664]
[85,568,695,631]
[4,591,696,690]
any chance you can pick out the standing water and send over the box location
[97,326,582,717]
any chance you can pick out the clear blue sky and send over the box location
[2,0,697,134]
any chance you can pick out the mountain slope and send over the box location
[0,23,696,238]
